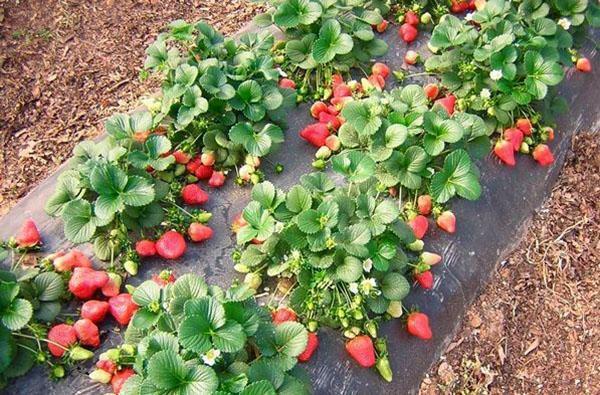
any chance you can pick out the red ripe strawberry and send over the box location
[376,20,388,33]
[15,219,41,248]
[81,300,109,323]
[576,57,592,73]
[173,150,191,164]
[327,105,340,115]
[201,152,216,167]
[371,62,390,79]
[194,164,214,180]
[96,359,117,374]
[494,139,516,166]
[208,171,226,188]
[407,312,432,340]
[424,84,440,101]
[298,332,319,362]
[368,74,386,90]
[408,215,429,239]
[421,252,442,266]
[504,128,524,151]
[300,123,330,147]
[345,335,376,368]
[156,230,187,260]
[152,270,176,286]
[101,273,122,298]
[516,118,533,136]
[414,270,434,289]
[532,144,554,166]
[135,239,156,257]
[404,11,419,26]
[47,324,77,357]
[279,78,296,89]
[333,84,352,98]
[181,184,209,205]
[437,211,456,234]
[325,135,341,151]
[69,267,109,300]
[74,318,100,348]
[399,23,418,43]
[109,293,138,326]
[188,222,213,242]
[310,101,328,119]
[404,50,419,65]
[318,112,341,131]
[111,368,135,395]
[331,74,344,88]
[272,307,297,324]
[417,195,432,216]
[53,249,93,272]
[186,156,202,173]
[434,95,456,116]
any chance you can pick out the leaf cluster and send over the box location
[425,0,597,125]
[145,20,295,169]
[119,274,310,395]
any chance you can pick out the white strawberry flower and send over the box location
[349,282,359,294]
[480,88,491,100]
[465,12,474,22]
[360,278,377,294]
[490,69,503,81]
[202,349,221,366]
[557,18,571,31]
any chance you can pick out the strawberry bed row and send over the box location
[0,0,597,393]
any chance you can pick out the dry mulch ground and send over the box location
[2,2,599,394]
[0,0,261,216]
[420,133,600,395]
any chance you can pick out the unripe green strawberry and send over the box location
[315,146,332,159]
[89,368,112,384]
[123,260,138,276]
[69,345,94,361]
[386,301,403,318]
[244,273,262,290]
[376,356,393,382]
[408,239,424,251]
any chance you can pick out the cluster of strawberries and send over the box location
[89,270,176,394]
[11,220,137,373]
[400,195,452,290]
[298,62,392,150]
[494,118,555,167]
[173,150,226,188]
[134,153,218,261]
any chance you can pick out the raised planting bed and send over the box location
[1,3,599,395]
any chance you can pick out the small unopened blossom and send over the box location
[363,259,373,273]
[480,88,491,100]
[557,18,571,30]
[349,282,359,294]
[490,69,503,81]
[202,349,221,366]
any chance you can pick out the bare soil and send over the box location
[0,0,261,216]
[420,133,600,395]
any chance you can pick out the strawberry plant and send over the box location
[91,274,311,394]
[143,21,295,177]
[45,118,214,267]
[232,168,444,380]
[255,0,391,99]
[425,0,598,128]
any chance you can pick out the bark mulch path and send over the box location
[420,133,600,395]
[0,0,261,216]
